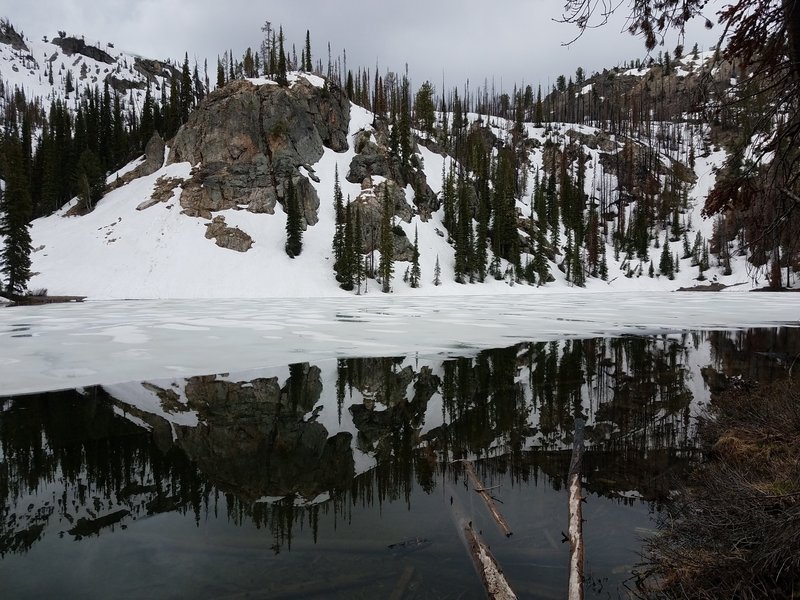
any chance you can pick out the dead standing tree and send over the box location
[559,0,800,288]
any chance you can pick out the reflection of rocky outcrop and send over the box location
[140,365,354,503]
[169,78,350,228]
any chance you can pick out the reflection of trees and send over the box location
[3,329,794,557]
[704,327,800,388]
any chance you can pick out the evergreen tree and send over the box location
[599,244,609,280]
[180,52,193,124]
[410,226,421,288]
[433,255,442,286]
[659,232,674,277]
[339,199,354,289]
[75,149,105,212]
[216,57,225,89]
[354,206,365,293]
[535,85,544,126]
[304,30,312,71]
[414,81,436,135]
[379,188,394,292]
[331,166,345,276]
[284,178,303,257]
[276,27,288,86]
[99,81,112,170]
[0,139,33,296]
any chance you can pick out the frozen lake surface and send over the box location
[1,292,798,395]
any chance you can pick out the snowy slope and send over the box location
[0,21,175,116]
[26,83,761,299]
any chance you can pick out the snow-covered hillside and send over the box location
[24,68,764,299]
[0,18,177,115]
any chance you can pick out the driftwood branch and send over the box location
[463,461,513,537]
[568,418,586,600]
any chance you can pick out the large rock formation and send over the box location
[51,36,115,64]
[169,77,350,228]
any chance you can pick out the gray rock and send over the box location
[204,216,253,252]
[168,78,349,228]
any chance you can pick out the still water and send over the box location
[1,328,797,599]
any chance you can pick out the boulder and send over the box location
[204,216,253,252]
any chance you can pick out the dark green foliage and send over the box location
[379,188,394,292]
[0,137,33,295]
[276,27,288,86]
[410,226,421,288]
[433,255,441,286]
[492,146,520,267]
[75,149,105,212]
[180,53,192,124]
[216,57,225,88]
[304,30,312,71]
[659,232,674,278]
[415,81,436,135]
[284,178,303,257]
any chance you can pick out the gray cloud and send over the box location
[8,0,722,95]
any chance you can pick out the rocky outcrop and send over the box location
[0,19,28,52]
[136,175,181,210]
[169,77,350,228]
[133,57,180,83]
[204,216,254,252]
[352,178,414,260]
[51,36,114,64]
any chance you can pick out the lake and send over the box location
[1,294,798,598]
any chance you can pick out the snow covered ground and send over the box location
[1,293,797,395]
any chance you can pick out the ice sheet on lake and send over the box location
[1,293,798,395]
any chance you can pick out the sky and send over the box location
[8,0,723,94]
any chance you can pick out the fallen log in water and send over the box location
[463,523,518,600]
[462,460,513,537]
[446,478,518,600]
[567,418,586,600]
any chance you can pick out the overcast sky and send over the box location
[10,0,722,93]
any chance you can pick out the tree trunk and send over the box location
[783,0,800,81]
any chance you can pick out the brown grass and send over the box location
[637,377,800,599]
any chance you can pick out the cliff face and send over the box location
[169,77,350,227]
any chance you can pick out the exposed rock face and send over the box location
[204,216,254,252]
[352,178,414,260]
[133,57,180,83]
[0,20,28,52]
[345,119,439,219]
[169,78,350,228]
[136,175,181,211]
[51,36,114,64]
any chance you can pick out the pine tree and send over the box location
[304,30,312,71]
[379,188,394,292]
[76,149,105,212]
[410,226,421,288]
[339,199,354,289]
[180,52,193,124]
[433,255,442,286]
[354,206,365,293]
[0,139,33,296]
[284,178,303,257]
[216,57,225,89]
[599,244,609,281]
[659,232,674,278]
[276,27,288,86]
[331,166,345,277]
